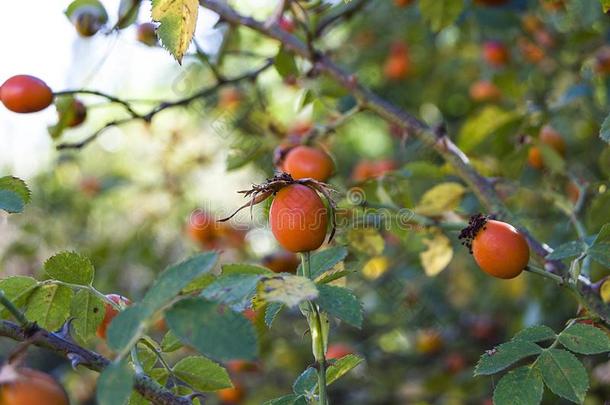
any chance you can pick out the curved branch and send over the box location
[54,89,141,118]
[0,320,190,405]
[199,0,610,323]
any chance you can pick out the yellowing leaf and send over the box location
[457,106,519,152]
[152,0,198,63]
[347,228,385,256]
[419,232,453,277]
[362,256,390,280]
[258,275,318,308]
[414,182,465,216]
[601,279,610,304]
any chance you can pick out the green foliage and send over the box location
[513,325,556,343]
[201,273,262,311]
[275,47,299,78]
[588,223,610,267]
[257,275,318,308]
[44,251,95,286]
[557,323,610,354]
[326,354,363,385]
[316,285,363,328]
[418,0,464,32]
[0,276,38,317]
[298,247,348,279]
[96,360,134,405]
[165,297,257,361]
[71,290,105,343]
[151,0,198,63]
[25,284,74,331]
[538,349,589,404]
[475,340,542,376]
[172,356,232,391]
[493,366,544,405]
[0,176,31,213]
[65,0,108,21]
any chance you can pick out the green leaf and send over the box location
[299,247,348,279]
[172,356,232,391]
[0,190,24,213]
[513,325,556,343]
[221,263,273,276]
[107,305,149,352]
[293,367,317,395]
[0,276,38,317]
[71,290,105,343]
[96,360,134,405]
[275,46,299,78]
[265,303,283,328]
[475,340,542,376]
[327,354,363,385]
[65,0,109,21]
[547,241,587,261]
[0,176,31,204]
[558,323,610,354]
[136,343,158,372]
[201,274,262,311]
[588,223,610,268]
[493,366,543,405]
[316,285,363,328]
[166,297,257,361]
[457,106,520,153]
[418,0,465,32]
[161,329,183,352]
[117,0,141,29]
[44,252,95,286]
[258,275,318,308]
[25,284,73,331]
[603,0,610,14]
[141,252,218,312]
[263,395,307,405]
[537,349,589,404]
[151,0,198,63]
[538,143,565,173]
[599,109,610,144]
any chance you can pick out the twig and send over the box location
[54,89,140,118]
[314,0,370,37]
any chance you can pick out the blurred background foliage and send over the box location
[1,0,610,404]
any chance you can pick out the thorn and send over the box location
[185,392,206,403]
[67,353,87,370]
[54,317,77,344]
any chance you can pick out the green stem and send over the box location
[524,265,564,284]
[39,280,120,310]
[301,252,329,405]
[0,290,31,327]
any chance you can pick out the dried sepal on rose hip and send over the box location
[459,214,530,279]
[219,173,337,253]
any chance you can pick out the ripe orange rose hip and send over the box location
[483,41,510,67]
[0,75,54,113]
[326,343,354,360]
[270,184,328,252]
[0,367,68,405]
[528,125,566,169]
[460,215,530,279]
[97,294,131,339]
[218,383,245,404]
[282,146,334,182]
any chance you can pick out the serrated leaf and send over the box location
[71,290,105,343]
[547,241,587,260]
[0,276,38,317]
[493,366,543,405]
[141,252,218,312]
[275,46,299,78]
[161,329,183,352]
[316,285,362,328]
[258,275,318,308]
[558,323,610,354]
[172,356,232,391]
[475,340,542,376]
[96,360,134,405]
[152,0,198,63]
[419,232,453,276]
[588,223,610,268]
[0,191,24,213]
[298,247,348,279]
[414,183,465,216]
[600,111,610,144]
[265,302,283,328]
[166,297,257,361]
[327,354,363,385]
[25,284,73,331]
[0,176,31,204]
[513,325,556,343]
[418,0,464,32]
[293,367,317,395]
[315,268,352,284]
[538,349,589,404]
[201,274,262,311]
[44,251,95,286]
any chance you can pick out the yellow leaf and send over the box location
[457,106,520,152]
[347,228,385,256]
[257,275,318,308]
[152,0,199,63]
[414,182,465,216]
[419,232,453,277]
[601,279,610,304]
[362,256,390,280]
